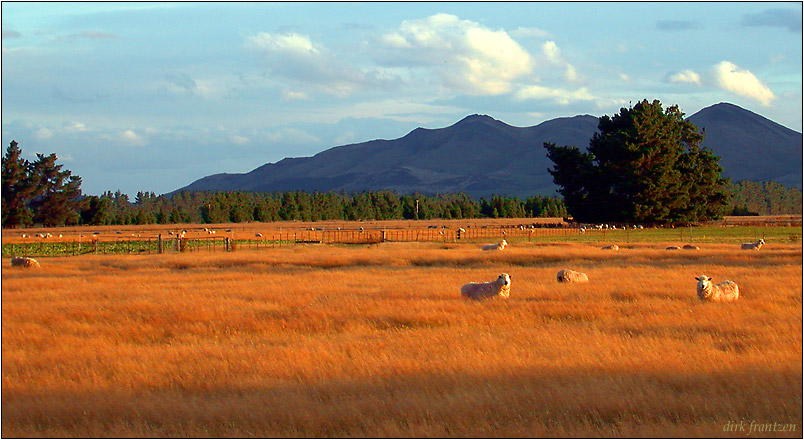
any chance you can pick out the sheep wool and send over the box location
[11,256,40,268]
[682,244,700,250]
[741,239,765,250]
[695,275,739,302]
[556,269,589,283]
[601,244,619,250]
[481,240,507,251]
[461,273,511,300]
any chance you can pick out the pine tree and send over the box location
[28,152,83,226]
[545,99,729,225]
[1,141,35,227]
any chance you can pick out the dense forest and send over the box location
[728,180,803,216]
[76,190,568,226]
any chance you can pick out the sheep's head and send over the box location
[695,275,713,299]
[499,240,508,249]
[759,238,766,245]
[498,273,511,286]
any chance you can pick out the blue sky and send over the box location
[2,2,801,196]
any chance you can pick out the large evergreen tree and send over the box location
[545,99,730,225]
[1,141,35,227]
[2,141,83,227]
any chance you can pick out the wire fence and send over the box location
[3,223,800,258]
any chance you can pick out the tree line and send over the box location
[66,190,569,226]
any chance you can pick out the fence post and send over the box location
[224,237,231,252]
[158,234,164,254]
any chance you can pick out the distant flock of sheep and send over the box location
[8,234,767,304]
[459,237,767,302]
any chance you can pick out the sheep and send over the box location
[481,239,507,251]
[461,273,511,300]
[682,244,700,250]
[695,275,739,302]
[11,256,40,268]
[741,238,765,250]
[601,244,619,250]
[255,233,263,238]
[556,269,588,283]
[666,245,681,250]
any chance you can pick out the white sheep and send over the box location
[741,239,765,250]
[695,275,739,302]
[255,233,263,238]
[11,256,40,268]
[481,239,507,251]
[666,245,681,250]
[556,269,588,283]
[461,273,511,300]
[682,244,700,250]
[601,244,619,250]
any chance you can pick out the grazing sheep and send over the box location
[666,245,681,250]
[695,275,739,302]
[11,256,40,268]
[556,269,588,283]
[601,244,619,250]
[461,273,511,300]
[481,239,507,251]
[255,233,263,238]
[682,244,700,250]
[741,238,765,250]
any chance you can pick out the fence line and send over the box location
[3,224,798,258]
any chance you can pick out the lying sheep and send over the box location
[461,273,511,300]
[556,269,588,283]
[741,238,765,250]
[695,275,739,302]
[601,244,619,250]
[682,244,700,250]
[666,245,681,250]
[11,256,40,268]
[481,239,507,251]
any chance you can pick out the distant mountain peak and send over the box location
[175,103,802,196]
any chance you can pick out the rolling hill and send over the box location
[176,103,802,198]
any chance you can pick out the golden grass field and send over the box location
[2,234,802,437]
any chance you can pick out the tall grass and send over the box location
[2,241,801,437]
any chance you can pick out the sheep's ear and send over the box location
[695,276,700,281]
[707,277,712,281]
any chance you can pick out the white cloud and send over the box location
[511,26,551,38]
[230,135,250,145]
[619,73,631,83]
[541,41,581,83]
[35,127,53,140]
[248,32,320,55]
[62,121,88,132]
[281,90,310,101]
[380,13,533,95]
[515,85,595,104]
[247,31,384,97]
[118,130,147,147]
[713,61,776,106]
[668,69,701,85]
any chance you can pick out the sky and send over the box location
[2,2,802,197]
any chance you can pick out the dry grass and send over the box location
[2,240,801,437]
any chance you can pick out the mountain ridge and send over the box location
[175,103,802,197]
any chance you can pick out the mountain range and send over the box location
[176,103,802,198]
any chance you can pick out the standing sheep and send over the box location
[695,275,739,302]
[461,273,511,300]
[601,244,619,250]
[682,244,700,250]
[481,239,507,251]
[11,256,40,268]
[741,239,765,250]
[556,269,588,283]
[666,245,681,250]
